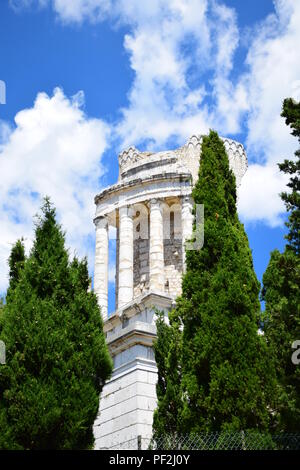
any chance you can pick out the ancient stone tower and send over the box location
[93,134,247,449]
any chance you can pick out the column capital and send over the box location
[94,215,108,229]
[149,198,164,208]
[181,195,193,205]
[119,205,135,218]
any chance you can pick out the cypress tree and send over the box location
[262,98,300,431]
[152,310,182,440]
[153,130,276,436]
[278,98,300,254]
[0,198,112,449]
[7,238,25,298]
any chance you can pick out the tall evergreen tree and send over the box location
[0,198,112,449]
[262,98,300,431]
[152,310,182,440]
[153,131,277,436]
[278,98,300,254]
[7,238,25,295]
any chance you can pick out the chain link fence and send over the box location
[148,432,300,450]
[101,432,300,450]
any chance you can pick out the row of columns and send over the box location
[94,197,193,322]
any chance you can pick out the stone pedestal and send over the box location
[93,293,173,450]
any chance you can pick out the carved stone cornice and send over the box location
[118,146,153,171]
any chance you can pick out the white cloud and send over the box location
[21,0,239,148]
[6,0,300,230]
[237,164,288,227]
[9,0,33,11]
[0,88,109,292]
[241,1,300,159]
[236,0,300,224]
[52,0,112,23]
[114,0,241,148]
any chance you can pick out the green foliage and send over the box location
[152,309,182,440]
[0,198,112,449]
[262,98,300,431]
[7,238,25,295]
[153,130,276,437]
[279,98,300,254]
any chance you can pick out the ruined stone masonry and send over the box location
[92,134,247,449]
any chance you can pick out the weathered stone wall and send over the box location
[164,238,183,298]
[133,238,150,297]
[133,236,183,299]
[132,205,183,298]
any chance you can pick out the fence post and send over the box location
[0,340,5,364]
[137,435,142,450]
[241,430,246,450]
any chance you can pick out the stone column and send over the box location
[181,196,194,272]
[149,198,164,292]
[118,205,134,308]
[94,216,109,321]
[115,222,119,309]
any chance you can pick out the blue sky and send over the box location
[0,0,299,312]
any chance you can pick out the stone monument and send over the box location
[93,134,247,449]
